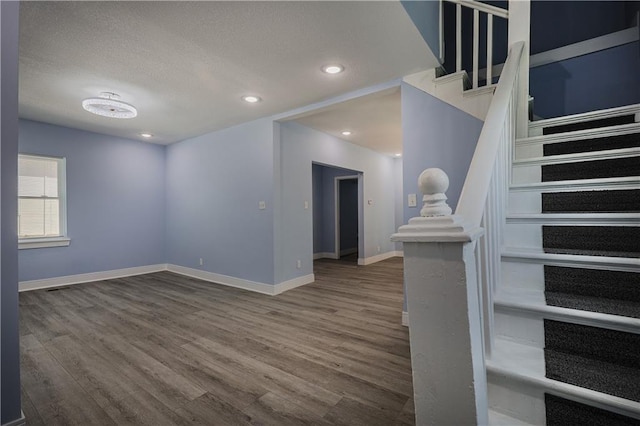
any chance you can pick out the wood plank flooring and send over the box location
[19,257,414,425]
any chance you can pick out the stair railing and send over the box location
[458,40,525,356]
[444,0,509,89]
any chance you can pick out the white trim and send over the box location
[510,177,640,193]
[167,264,314,296]
[273,274,315,295]
[445,0,508,19]
[530,103,640,133]
[517,123,640,147]
[487,341,640,420]
[167,264,275,295]
[494,288,640,335]
[2,412,25,426]
[501,248,640,273]
[18,236,70,249]
[357,250,400,266]
[402,311,409,327]
[506,213,640,225]
[513,147,640,167]
[19,264,167,292]
[313,252,339,260]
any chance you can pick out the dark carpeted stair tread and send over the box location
[542,189,640,213]
[542,115,636,136]
[545,393,640,426]
[545,349,640,402]
[545,320,640,371]
[545,291,640,319]
[543,132,640,156]
[545,266,640,303]
[543,226,640,258]
[542,157,640,182]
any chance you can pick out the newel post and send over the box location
[392,168,487,425]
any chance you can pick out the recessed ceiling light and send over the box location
[395,153,402,157]
[140,133,153,138]
[322,64,345,74]
[341,130,352,136]
[82,92,137,119]
[242,95,262,103]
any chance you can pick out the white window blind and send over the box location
[18,154,66,240]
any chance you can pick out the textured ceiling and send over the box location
[19,1,437,149]
[291,87,402,157]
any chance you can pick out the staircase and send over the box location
[487,104,640,425]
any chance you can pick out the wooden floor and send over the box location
[19,257,414,425]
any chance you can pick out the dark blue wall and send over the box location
[339,179,358,254]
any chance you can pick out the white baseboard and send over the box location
[167,264,314,296]
[273,274,315,295]
[402,311,409,327]
[313,252,338,260]
[19,264,167,292]
[2,411,25,426]
[357,250,403,266]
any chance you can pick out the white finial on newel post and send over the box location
[418,168,452,217]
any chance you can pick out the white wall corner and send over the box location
[402,311,409,327]
[19,264,168,292]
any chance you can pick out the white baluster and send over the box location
[456,3,462,72]
[473,9,479,89]
[487,14,493,85]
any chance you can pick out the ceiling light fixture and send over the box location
[140,132,153,138]
[395,153,402,157]
[341,130,352,136]
[322,64,344,74]
[82,92,137,119]
[242,95,262,103]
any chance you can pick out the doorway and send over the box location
[311,163,362,263]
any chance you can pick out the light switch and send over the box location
[367,199,373,206]
[304,201,309,210]
[259,201,266,210]
[408,194,417,207]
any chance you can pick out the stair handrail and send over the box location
[444,0,509,88]
[456,40,524,226]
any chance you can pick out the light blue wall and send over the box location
[166,118,276,284]
[18,120,167,282]
[278,121,396,282]
[1,1,22,422]
[393,158,404,251]
[401,82,483,224]
[312,164,323,254]
[402,0,441,62]
[530,42,640,119]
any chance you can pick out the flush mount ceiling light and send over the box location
[82,92,137,119]
[395,153,402,157]
[140,132,153,138]
[322,64,344,74]
[242,95,262,103]
[341,130,352,136]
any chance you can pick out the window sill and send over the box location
[19,237,70,250]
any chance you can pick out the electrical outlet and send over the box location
[377,246,381,253]
[259,201,266,210]
[199,258,203,266]
[304,201,309,210]
[296,260,302,269]
[408,194,417,207]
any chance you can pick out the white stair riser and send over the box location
[504,223,543,249]
[513,165,541,184]
[502,261,544,292]
[516,143,543,160]
[494,310,545,348]
[508,191,541,214]
[488,376,547,426]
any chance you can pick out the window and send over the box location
[18,154,69,249]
